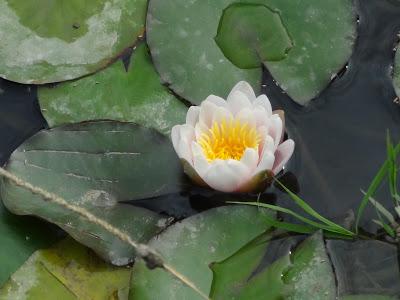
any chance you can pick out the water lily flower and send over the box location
[171,81,295,193]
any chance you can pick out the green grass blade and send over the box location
[274,179,354,236]
[372,219,396,238]
[355,141,400,233]
[261,214,315,234]
[362,191,395,224]
[386,133,398,204]
[229,201,353,236]
[395,205,400,218]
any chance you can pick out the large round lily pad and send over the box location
[0,121,185,265]
[38,43,186,135]
[146,0,356,105]
[146,0,262,105]
[129,205,275,299]
[0,0,147,83]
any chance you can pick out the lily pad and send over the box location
[0,238,131,299]
[0,0,147,83]
[38,43,187,135]
[215,3,293,69]
[393,46,400,98]
[146,0,356,105]
[210,231,336,300]
[146,0,262,105]
[0,199,60,286]
[129,205,275,299]
[0,121,185,265]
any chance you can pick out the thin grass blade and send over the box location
[355,141,400,233]
[274,179,354,236]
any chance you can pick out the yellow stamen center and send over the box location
[198,118,261,161]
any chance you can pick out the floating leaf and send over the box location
[210,231,336,300]
[146,0,356,105]
[0,238,131,299]
[146,0,261,105]
[0,121,184,265]
[215,3,293,69]
[0,0,147,83]
[129,205,275,299]
[0,199,60,286]
[38,43,187,135]
[327,240,400,297]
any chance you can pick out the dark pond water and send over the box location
[1,0,400,297]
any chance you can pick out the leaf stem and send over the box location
[0,167,210,300]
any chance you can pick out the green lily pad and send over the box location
[38,43,187,135]
[393,46,400,98]
[215,3,293,69]
[129,205,275,299]
[146,0,356,105]
[0,0,147,84]
[0,238,131,299]
[146,0,262,105]
[210,231,336,300]
[0,121,185,265]
[0,199,60,286]
[261,0,356,104]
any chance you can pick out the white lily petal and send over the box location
[171,125,180,154]
[204,95,228,108]
[227,91,253,115]
[228,81,256,103]
[240,148,259,172]
[203,159,250,192]
[254,150,275,175]
[176,125,195,162]
[186,106,200,127]
[269,114,283,148]
[212,106,234,125]
[199,101,218,128]
[195,122,209,140]
[179,124,195,141]
[191,141,210,177]
[236,108,256,127]
[254,94,272,116]
[261,135,275,155]
[178,139,192,163]
[272,139,295,175]
[253,106,270,127]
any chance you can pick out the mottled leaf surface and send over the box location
[0,199,60,286]
[0,121,183,265]
[0,238,131,299]
[211,231,336,300]
[147,0,355,105]
[215,3,293,69]
[129,205,275,299]
[39,43,186,135]
[0,0,147,83]
[146,0,262,105]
